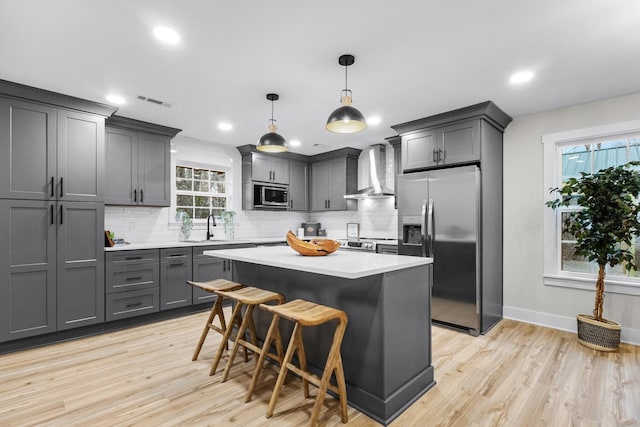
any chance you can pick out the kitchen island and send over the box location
[205,246,435,425]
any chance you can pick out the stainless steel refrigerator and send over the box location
[397,165,502,335]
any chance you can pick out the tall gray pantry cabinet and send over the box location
[0,81,117,343]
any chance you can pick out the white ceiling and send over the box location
[1,1,639,155]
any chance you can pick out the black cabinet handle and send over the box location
[50,177,54,198]
[59,177,63,198]
[50,204,54,225]
[125,302,143,309]
[433,149,438,162]
[125,256,143,260]
[125,276,143,282]
[59,204,63,225]
[134,189,137,202]
[272,171,275,181]
[140,189,144,203]
[168,262,185,267]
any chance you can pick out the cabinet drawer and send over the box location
[106,249,158,265]
[105,288,159,321]
[105,263,159,294]
[160,247,192,262]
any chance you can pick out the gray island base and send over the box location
[206,246,435,425]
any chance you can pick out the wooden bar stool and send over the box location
[210,286,285,380]
[250,299,348,426]
[186,279,245,361]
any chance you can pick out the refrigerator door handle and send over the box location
[421,199,429,257]
[427,199,434,257]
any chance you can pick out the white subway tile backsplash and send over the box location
[104,137,399,243]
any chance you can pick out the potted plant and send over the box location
[546,161,640,351]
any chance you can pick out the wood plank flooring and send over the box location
[0,310,638,426]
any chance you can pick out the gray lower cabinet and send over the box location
[57,202,105,330]
[191,245,253,304]
[0,200,104,342]
[0,96,105,202]
[160,247,193,309]
[289,160,308,211]
[105,249,160,321]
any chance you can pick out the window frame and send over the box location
[542,118,640,297]
[172,160,230,223]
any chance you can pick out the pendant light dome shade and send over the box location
[326,54,367,133]
[257,93,288,153]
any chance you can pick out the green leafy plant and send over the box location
[546,161,640,321]
[179,212,193,238]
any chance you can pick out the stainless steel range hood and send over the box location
[344,144,395,199]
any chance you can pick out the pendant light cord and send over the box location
[344,62,348,92]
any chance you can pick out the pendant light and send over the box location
[326,54,367,133]
[257,93,288,153]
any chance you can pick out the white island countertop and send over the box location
[205,246,432,279]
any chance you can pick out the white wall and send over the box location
[503,92,640,343]
[105,138,398,243]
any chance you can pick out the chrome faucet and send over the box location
[206,214,216,240]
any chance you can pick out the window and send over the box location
[175,165,228,220]
[543,119,640,296]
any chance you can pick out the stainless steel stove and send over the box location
[336,238,398,252]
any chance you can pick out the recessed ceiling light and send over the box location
[509,70,534,85]
[106,94,126,105]
[153,26,181,45]
[289,139,301,147]
[218,122,233,131]
[366,116,381,125]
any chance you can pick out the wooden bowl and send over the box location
[286,231,340,256]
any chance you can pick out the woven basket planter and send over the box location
[576,314,621,352]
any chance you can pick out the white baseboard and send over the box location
[503,306,640,346]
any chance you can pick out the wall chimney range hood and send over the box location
[344,144,395,199]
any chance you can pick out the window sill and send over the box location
[544,274,640,296]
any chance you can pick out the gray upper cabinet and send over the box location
[237,145,359,212]
[57,109,105,202]
[311,159,330,211]
[289,160,308,211]
[393,101,512,173]
[0,97,105,202]
[138,132,171,206]
[251,153,290,184]
[56,202,105,330]
[310,148,360,212]
[400,120,480,171]
[105,116,181,207]
[105,127,137,205]
[402,128,439,171]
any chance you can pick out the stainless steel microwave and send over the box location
[254,184,288,208]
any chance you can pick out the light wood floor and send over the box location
[1,310,638,427]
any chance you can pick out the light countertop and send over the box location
[205,246,431,279]
[104,237,286,251]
